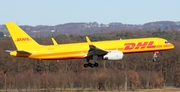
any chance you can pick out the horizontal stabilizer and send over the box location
[16,50,31,55]
[5,50,13,53]
[6,50,31,54]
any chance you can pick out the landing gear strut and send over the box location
[84,55,99,68]
[153,51,159,62]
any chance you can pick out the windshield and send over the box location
[165,41,170,44]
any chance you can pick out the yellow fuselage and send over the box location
[10,37,174,60]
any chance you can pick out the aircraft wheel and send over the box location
[94,63,99,67]
[90,65,94,68]
[88,63,92,66]
[153,58,156,62]
[84,64,89,67]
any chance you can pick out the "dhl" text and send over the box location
[17,38,30,41]
[124,41,156,50]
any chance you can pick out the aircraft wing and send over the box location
[84,36,108,58]
[85,45,108,58]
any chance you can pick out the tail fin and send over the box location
[5,22,40,50]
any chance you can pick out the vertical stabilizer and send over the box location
[6,22,40,50]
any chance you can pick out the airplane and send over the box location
[5,22,174,68]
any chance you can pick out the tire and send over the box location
[94,63,99,67]
[84,64,88,67]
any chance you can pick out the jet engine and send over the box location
[103,50,123,60]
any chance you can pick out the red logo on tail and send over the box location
[16,38,30,41]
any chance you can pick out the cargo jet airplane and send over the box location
[5,22,174,68]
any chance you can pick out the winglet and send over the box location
[86,36,93,46]
[51,38,58,45]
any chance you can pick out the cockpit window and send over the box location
[165,41,170,44]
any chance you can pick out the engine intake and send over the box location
[103,50,123,60]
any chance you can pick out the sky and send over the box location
[0,0,180,26]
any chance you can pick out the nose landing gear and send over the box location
[153,51,159,62]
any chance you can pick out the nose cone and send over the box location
[168,43,174,49]
[10,51,17,56]
[163,43,174,50]
[172,44,175,49]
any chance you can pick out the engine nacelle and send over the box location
[103,50,123,60]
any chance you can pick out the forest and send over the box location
[0,30,180,91]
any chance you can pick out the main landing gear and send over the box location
[84,55,99,68]
[84,63,99,68]
[153,51,159,62]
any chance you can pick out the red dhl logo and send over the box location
[124,41,156,50]
[16,38,30,41]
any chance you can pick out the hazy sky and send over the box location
[1,0,180,26]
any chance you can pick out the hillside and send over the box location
[0,30,180,91]
[0,21,180,37]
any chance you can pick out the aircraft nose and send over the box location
[169,43,174,49]
[164,43,174,50]
[171,43,175,49]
